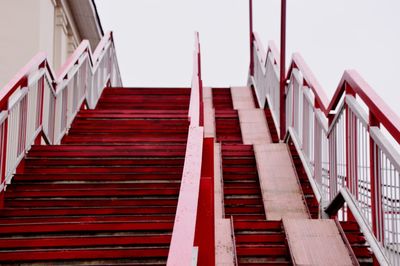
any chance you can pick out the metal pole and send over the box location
[249,0,254,76]
[279,0,287,139]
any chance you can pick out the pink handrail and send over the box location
[55,41,91,81]
[0,31,122,200]
[167,126,204,266]
[329,70,400,143]
[253,33,281,67]
[256,31,400,143]
[188,31,203,127]
[285,51,400,144]
[0,53,54,109]
[168,32,205,265]
[287,53,329,112]
[251,31,400,264]
[1,32,119,104]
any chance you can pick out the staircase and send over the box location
[0,87,190,265]
[213,88,242,143]
[0,10,391,262]
[213,87,292,265]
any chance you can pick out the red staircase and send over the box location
[248,86,279,143]
[213,88,242,143]
[234,220,290,265]
[0,11,393,262]
[341,222,374,265]
[286,138,319,219]
[222,144,264,221]
[213,87,292,265]
[0,87,190,265]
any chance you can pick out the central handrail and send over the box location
[0,31,122,199]
[188,32,203,127]
[167,32,204,266]
[167,126,204,266]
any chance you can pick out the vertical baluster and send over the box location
[0,116,8,208]
[314,111,321,187]
[369,112,384,246]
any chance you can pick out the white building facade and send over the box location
[0,0,103,87]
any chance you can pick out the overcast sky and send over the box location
[95,0,400,115]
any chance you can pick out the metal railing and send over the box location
[250,32,400,265]
[167,32,205,266]
[0,31,122,196]
[188,32,203,127]
[252,34,280,138]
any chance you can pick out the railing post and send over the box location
[194,137,215,265]
[369,112,383,243]
[345,86,357,222]
[198,62,204,127]
[0,117,8,208]
[279,0,287,139]
[35,72,45,145]
[249,0,254,76]
[197,34,204,127]
[314,101,321,188]
[328,113,337,202]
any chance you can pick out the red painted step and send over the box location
[286,138,320,219]
[340,221,374,265]
[213,88,243,143]
[221,143,265,221]
[233,220,291,265]
[213,88,292,264]
[0,87,190,264]
[12,173,182,182]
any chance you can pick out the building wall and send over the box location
[0,0,81,88]
[39,0,56,67]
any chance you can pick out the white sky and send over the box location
[96,0,400,114]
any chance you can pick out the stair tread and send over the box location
[0,88,191,263]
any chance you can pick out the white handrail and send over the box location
[0,31,122,195]
[250,32,400,264]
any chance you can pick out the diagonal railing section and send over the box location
[168,32,207,266]
[0,31,122,200]
[252,34,280,138]
[250,32,400,265]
